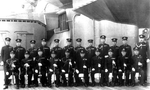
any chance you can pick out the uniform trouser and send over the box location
[34,71,39,85]
[27,71,33,86]
[118,70,130,85]
[131,70,145,84]
[5,71,12,86]
[91,70,105,84]
[105,70,117,84]
[47,71,60,85]
[40,71,47,85]
[61,72,73,85]
[20,71,25,85]
[143,61,147,82]
[74,72,81,84]
[78,70,89,85]
[7,72,19,87]
[3,63,6,84]
[15,72,20,87]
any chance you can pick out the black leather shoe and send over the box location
[48,84,52,88]
[92,83,95,87]
[84,84,88,87]
[16,86,19,89]
[3,86,8,89]
[56,84,59,87]
[21,84,25,88]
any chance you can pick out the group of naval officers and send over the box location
[1,34,149,89]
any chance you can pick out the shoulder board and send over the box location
[44,47,49,49]
[83,58,87,60]
[112,58,116,59]
[105,55,109,58]
[138,55,142,58]
[58,47,62,50]
[125,57,129,59]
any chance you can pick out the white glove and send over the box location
[12,64,15,67]
[109,73,113,78]
[98,64,101,67]
[25,63,29,67]
[49,69,53,72]
[0,61,3,65]
[105,55,108,58]
[38,63,42,66]
[62,69,65,73]
[147,59,150,63]
[83,65,87,68]
[138,62,142,66]
[132,68,135,71]
[35,70,38,73]
[135,72,139,79]
[92,68,95,71]
[53,64,57,67]
[69,62,72,65]
[124,63,126,67]
[112,61,115,64]
[76,69,79,74]
[119,69,122,72]
[105,69,108,72]
[122,73,125,79]
[33,57,36,61]
[6,72,9,75]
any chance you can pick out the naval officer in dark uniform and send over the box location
[1,37,13,85]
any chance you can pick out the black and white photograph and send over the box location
[0,0,150,90]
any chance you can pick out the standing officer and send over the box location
[91,48,105,86]
[105,48,117,86]
[28,40,38,60]
[61,49,75,86]
[74,38,85,64]
[40,38,50,59]
[131,47,145,86]
[1,37,13,85]
[136,34,150,83]
[86,39,96,70]
[4,50,20,89]
[63,38,75,59]
[110,38,119,59]
[14,39,26,63]
[47,50,61,87]
[98,35,109,57]
[117,48,131,86]
[119,36,132,58]
[51,39,63,59]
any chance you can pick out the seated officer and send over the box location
[131,47,145,86]
[63,38,75,58]
[105,48,117,86]
[20,50,33,88]
[36,48,48,87]
[47,50,61,87]
[61,49,75,86]
[75,38,85,64]
[32,49,41,87]
[4,50,20,89]
[91,48,105,86]
[86,39,96,71]
[118,48,131,86]
[51,39,63,59]
[75,49,89,87]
